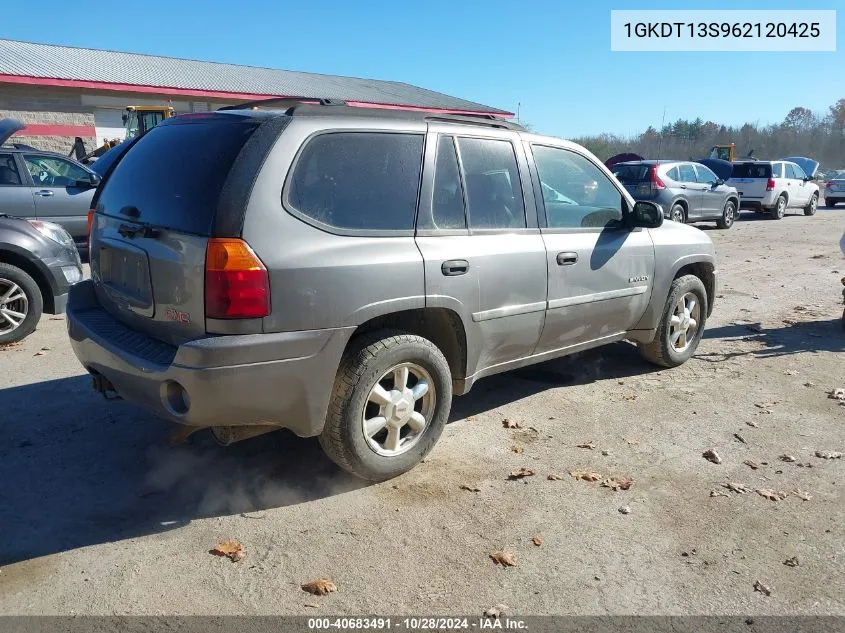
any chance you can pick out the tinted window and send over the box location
[457,137,526,229]
[24,155,89,187]
[732,163,772,179]
[532,145,624,229]
[678,164,697,183]
[97,117,260,235]
[771,163,783,178]
[289,132,423,231]
[427,136,466,230]
[695,165,718,184]
[666,166,680,181]
[613,163,650,183]
[0,153,22,185]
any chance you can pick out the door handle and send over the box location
[441,260,469,276]
[680,185,687,189]
[35,190,54,197]
[556,252,578,266]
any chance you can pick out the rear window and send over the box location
[287,132,424,231]
[96,117,260,235]
[732,162,772,179]
[613,164,650,183]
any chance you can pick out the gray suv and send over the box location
[67,104,717,481]
[613,160,739,229]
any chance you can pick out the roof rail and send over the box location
[424,114,523,131]
[217,97,345,111]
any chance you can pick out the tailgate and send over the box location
[89,113,263,346]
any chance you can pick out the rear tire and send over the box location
[0,263,42,345]
[670,204,686,224]
[804,193,818,216]
[771,195,786,220]
[638,275,707,368]
[320,331,453,482]
[716,199,736,229]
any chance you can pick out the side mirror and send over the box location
[630,201,663,229]
[75,173,100,189]
[715,179,725,186]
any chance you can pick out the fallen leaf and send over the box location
[304,603,320,609]
[484,604,508,618]
[784,370,798,376]
[576,441,597,449]
[502,418,522,429]
[508,468,534,480]
[743,459,760,470]
[793,489,812,501]
[510,445,524,454]
[755,402,776,410]
[622,394,637,401]
[569,470,601,482]
[618,505,632,514]
[0,342,23,351]
[756,488,787,501]
[783,557,799,567]
[459,484,481,492]
[828,388,845,401]
[746,420,759,428]
[301,578,337,596]
[702,449,722,464]
[531,536,543,547]
[210,539,245,562]
[625,438,640,445]
[601,476,633,491]
[753,580,772,596]
[779,454,796,463]
[33,351,47,357]
[710,490,730,498]
[490,551,517,567]
[722,482,752,494]
[547,473,564,481]
[601,449,610,456]
[734,434,747,444]
[815,450,842,460]
[39,346,50,351]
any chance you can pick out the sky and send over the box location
[3,0,843,138]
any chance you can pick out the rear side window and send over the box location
[613,164,650,183]
[0,153,22,185]
[288,132,424,231]
[96,117,260,235]
[457,137,526,229]
[732,163,772,179]
[666,166,680,181]
[678,164,697,183]
[426,135,466,230]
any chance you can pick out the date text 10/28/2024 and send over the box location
[308,617,528,630]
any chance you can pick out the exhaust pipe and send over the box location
[211,425,280,446]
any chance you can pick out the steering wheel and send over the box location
[36,169,51,185]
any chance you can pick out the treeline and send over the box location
[571,99,845,168]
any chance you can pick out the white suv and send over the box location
[728,160,819,219]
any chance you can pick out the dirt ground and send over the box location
[1,208,843,616]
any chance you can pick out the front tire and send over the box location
[320,332,453,482]
[0,263,43,345]
[716,199,736,229]
[638,275,707,368]
[771,195,786,220]
[804,193,818,216]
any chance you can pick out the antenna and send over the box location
[517,101,521,124]
[656,106,666,164]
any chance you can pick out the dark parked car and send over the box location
[0,213,82,343]
[613,160,739,229]
[0,119,101,251]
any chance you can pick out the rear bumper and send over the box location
[66,280,355,437]
[738,192,777,209]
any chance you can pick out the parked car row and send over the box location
[611,155,823,227]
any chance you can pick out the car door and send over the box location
[527,142,655,355]
[677,163,703,219]
[0,153,36,220]
[694,163,723,218]
[22,153,96,241]
[785,162,808,206]
[415,126,547,377]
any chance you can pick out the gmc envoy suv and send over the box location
[67,102,717,481]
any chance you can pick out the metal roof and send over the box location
[0,39,511,116]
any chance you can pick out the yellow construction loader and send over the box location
[122,106,175,140]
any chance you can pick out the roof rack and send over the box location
[217,98,521,130]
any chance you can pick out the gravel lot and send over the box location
[1,209,843,616]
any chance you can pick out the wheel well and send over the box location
[0,250,54,312]
[727,196,739,208]
[675,262,715,316]
[349,308,468,379]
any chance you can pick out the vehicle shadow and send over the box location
[0,340,663,565]
[699,317,845,362]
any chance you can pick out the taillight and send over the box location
[86,209,94,251]
[826,181,834,189]
[766,178,776,191]
[650,166,666,190]
[205,238,270,319]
